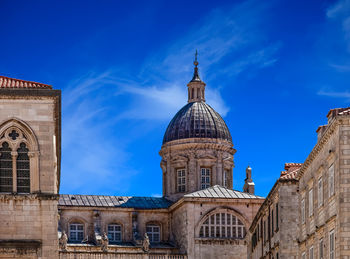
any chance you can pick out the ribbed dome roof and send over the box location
[163,101,232,144]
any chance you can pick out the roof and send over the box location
[280,162,302,179]
[280,168,299,179]
[59,194,173,209]
[184,185,264,199]
[0,76,52,89]
[162,101,232,144]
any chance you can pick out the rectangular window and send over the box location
[318,177,323,207]
[329,164,335,197]
[301,198,305,223]
[302,252,306,259]
[319,238,324,259]
[276,203,279,230]
[309,189,313,217]
[223,170,228,188]
[309,246,313,259]
[69,223,84,242]
[330,230,335,259]
[200,168,211,189]
[108,224,122,242]
[177,169,186,192]
[271,209,274,235]
[146,224,161,243]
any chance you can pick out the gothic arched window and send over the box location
[0,120,39,194]
[0,142,13,192]
[17,143,30,193]
[199,212,246,239]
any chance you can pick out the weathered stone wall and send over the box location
[159,139,235,201]
[171,198,262,259]
[59,207,171,243]
[298,118,340,258]
[278,183,299,259]
[0,94,60,259]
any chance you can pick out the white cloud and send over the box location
[60,0,279,194]
[327,0,350,18]
[318,89,350,101]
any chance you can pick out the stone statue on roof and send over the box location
[142,233,150,252]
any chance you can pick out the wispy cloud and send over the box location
[318,89,350,101]
[60,0,279,195]
[326,0,350,52]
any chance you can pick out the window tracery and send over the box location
[0,120,39,194]
[199,212,246,239]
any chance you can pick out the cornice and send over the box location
[297,118,340,180]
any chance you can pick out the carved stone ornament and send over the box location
[59,231,68,251]
[142,233,150,252]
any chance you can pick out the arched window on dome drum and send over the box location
[199,213,246,239]
[0,142,13,192]
[16,142,30,193]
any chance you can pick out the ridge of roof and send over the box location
[0,75,52,89]
[58,194,173,209]
[184,185,264,199]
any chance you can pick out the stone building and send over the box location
[0,56,264,259]
[248,163,300,259]
[248,107,350,259]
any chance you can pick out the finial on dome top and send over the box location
[190,50,201,82]
[194,49,198,67]
[187,50,206,103]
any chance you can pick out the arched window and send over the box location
[108,224,122,243]
[0,142,12,192]
[0,120,39,194]
[146,223,161,243]
[199,212,246,239]
[69,222,84,242]
[17,143,30,193]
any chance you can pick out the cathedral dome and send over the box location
[162,101,232,144]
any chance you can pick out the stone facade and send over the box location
[248,164,300,259]
[0,82,61,258]
[248,107,350,259]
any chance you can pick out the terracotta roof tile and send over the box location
[0,76,52,89]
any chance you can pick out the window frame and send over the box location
[330,229,335,259]
[69,222,84,243]
[301,198,305,224]
[319,238,324,259]
[329,164,335,198]
[318,177,323,207]
[176,168,186,193]
[107,223,122,243]
[198,212,246,239]
[309,188,313,217]
[309,246,313,259]
[200,168,211,190]
[146,223,161,243]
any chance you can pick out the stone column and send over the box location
[216,152,223,186]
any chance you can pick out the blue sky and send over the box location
[1,0,350,197]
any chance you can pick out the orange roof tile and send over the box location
[0,76,52,89]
